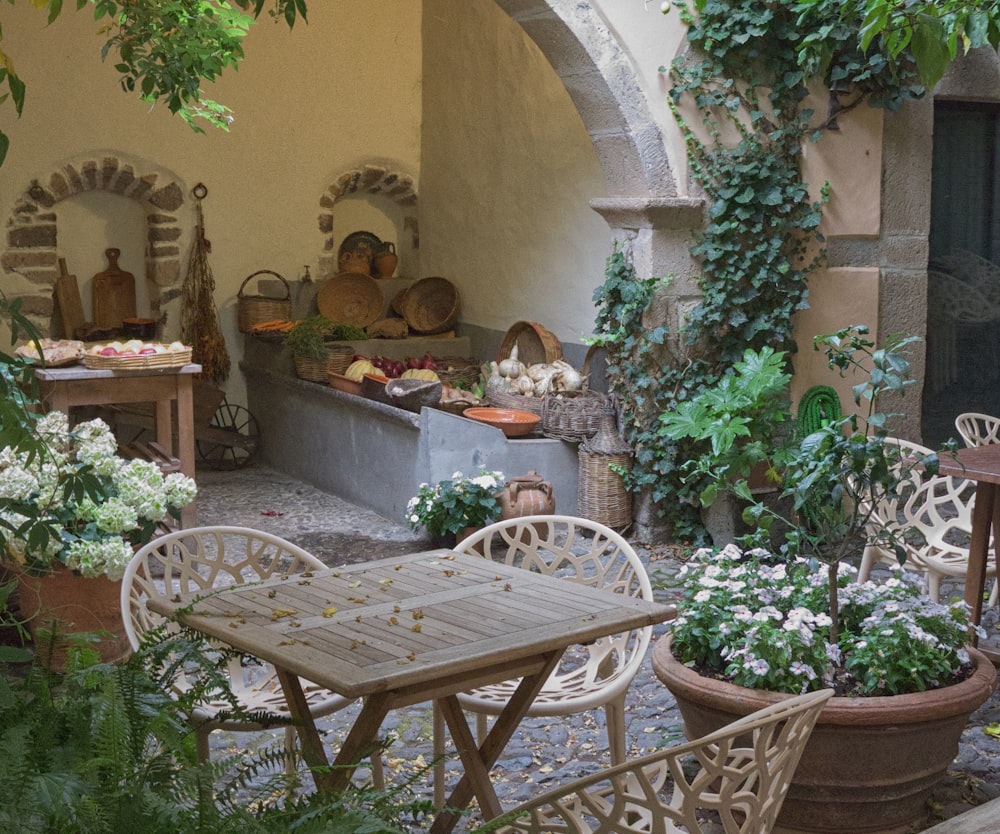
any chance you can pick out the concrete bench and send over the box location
[921,796,1000,833]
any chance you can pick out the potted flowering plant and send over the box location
[1,410,197,581]
[406,469,505,545]
[0,294,197,667]
[652,326,997,834]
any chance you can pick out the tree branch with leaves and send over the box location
[0,0,308,166]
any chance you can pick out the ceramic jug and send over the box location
[374,242,398,278]
[499,471,556,521]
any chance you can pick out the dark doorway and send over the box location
[922,101,1000,446]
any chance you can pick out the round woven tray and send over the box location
[237,270,291,333]
[498,321,562,365]
[316,272,385,329]
[400,277,460,335]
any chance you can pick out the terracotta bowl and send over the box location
[328,372,362,395]
[464,407,541,438]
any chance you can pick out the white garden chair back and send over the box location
[856,439,996,603]
[472,688,832,834]
[433,515,656,805]
[955,412,1000,448]
[121,525,382,782]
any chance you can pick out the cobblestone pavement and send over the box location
[195,463,1000,831]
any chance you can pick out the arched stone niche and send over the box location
[317,164,417,279]
[1,154,186,333]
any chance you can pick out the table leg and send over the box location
[965,483,997,645]
[325,692,392,794]
[430,650,563,834]
[174,375,197,528]
[273,666,336,792]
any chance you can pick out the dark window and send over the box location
[923,101,1000,445]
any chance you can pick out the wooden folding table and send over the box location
[150,549,675,832]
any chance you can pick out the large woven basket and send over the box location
[485,377,546,415]
[294,346,354,383]
[543,390,612,441]
[237,270,291,333]
[400,276,460,335]
[316,272,385,329]
[498,321,562,365]
[541,345,610,441]
[577,410,632,530]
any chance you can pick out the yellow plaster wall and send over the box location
[801,102,884,238]
[791,267,881,415]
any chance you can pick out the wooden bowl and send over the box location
[463,407,541,438]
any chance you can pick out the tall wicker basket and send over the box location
[237,270,291,333]
[577,409,632,531]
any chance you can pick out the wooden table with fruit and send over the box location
[33,339,200,527]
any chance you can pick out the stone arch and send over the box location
[317,163,418,278]
[1,154,187,331]
[496,0,676,199]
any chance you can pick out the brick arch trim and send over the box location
[317,163,417,278]
[2,155,187,327]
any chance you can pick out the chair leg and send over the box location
[605,694,627,766]
[857,544,876,584]
[283,725,299,775]
[927,570,942,604]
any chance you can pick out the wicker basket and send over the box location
[540,346,610,441]
[436,356,481,389]
[485,377,546,415]
[577,411,632,530]
[84,348,192,370]
[498,321,562,365]
[326,345,355,375]
[237,270,291,333]
[294,355,330,383]
[400,277,460,335]
[316,272,385,329]
[543,390,612,441]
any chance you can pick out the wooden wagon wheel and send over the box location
[196,399,259,470]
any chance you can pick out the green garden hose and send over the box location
[797,385,843,436]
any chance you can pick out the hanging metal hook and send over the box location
[192,182,208,200]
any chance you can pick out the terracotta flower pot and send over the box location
[16,565,131,672]
[651,633,997,834]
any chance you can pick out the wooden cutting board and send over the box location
[53,258,86,339]
[92,248,136,329]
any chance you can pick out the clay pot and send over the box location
[499,471,555,521]
[651,634,997,834]
[16,564,131,671]
[374,242,398,279]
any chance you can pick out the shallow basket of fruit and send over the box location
[83,340,192,370]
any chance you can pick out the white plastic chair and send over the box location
[955,412,1000,448]
[433,515,657,805]
[471,688,832,834]
[121,525,383,782]
[856,439,997,604]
